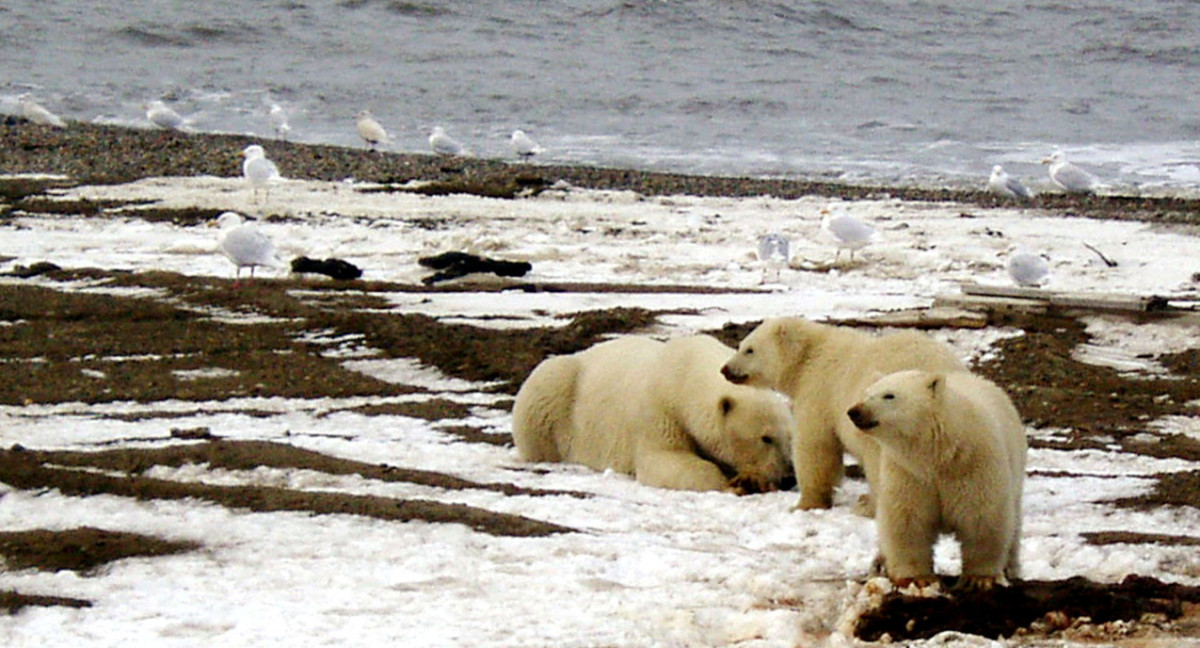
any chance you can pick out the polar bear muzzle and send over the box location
[720,363,749,384]
[846,403,878,430]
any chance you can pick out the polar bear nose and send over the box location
[720,364,747,384]
[847,404,877,430]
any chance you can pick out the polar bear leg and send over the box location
[1005,513,1023,580]
[956,496,1014,584]
[877,469,938,583]
[634,447,731,492]
[793,421,843,509]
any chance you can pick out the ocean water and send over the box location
[3,0,1200,191]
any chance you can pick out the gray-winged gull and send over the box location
[988,165,1033,199]
[511,129,544,158]
[216,212,281,280]
[355,110,389,150]
[1042,151,1098,193]
[268,103,290,140]
[757,233,790,282]
[429,126,466,156]
[821,207,877,265]
[146,100,185,130]
[1007,248,1050,287]
[241,144,282,203]
[18,94,66,128]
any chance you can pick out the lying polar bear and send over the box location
[513,335,795,493]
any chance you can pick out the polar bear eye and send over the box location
[744,347,754,355]
[882,393,896,400]
[761,435,774,445]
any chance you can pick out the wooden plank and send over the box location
[834,307,989,329]
[934,293,1048,315]
[957,282,1170,313]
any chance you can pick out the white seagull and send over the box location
[241,144,282,203]
[988,165,1033,199]
[268,103,290,140]
[1007,248,1051,287]
[216,212,281,280]
[821,207,878,265]
[429,126,466,156]
[756,232,790,282]
[1042,151,1098,194]
[18,94,66,128]
[511,129,544,158]
[355,110,389,150]
[146,100,185,130]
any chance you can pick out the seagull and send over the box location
[18,95,66,128]
[511,129,544,158]
[146,100,185,130]
[215,212,281,280]
[988,165,1033,199]
[268,103,290,140]
[821,207,877,265]
[756,233,790,283]
[1007,248,1051,287]
[241,144,282,203]
[429,126,466,156]
[1042,151,1098,194]
[355,110,389,150]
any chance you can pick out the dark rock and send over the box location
[418,251,532,285]
[7,261,61,278]
[290,256,363,281]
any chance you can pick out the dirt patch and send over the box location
[0,590,92,614]
[15,440,582,499]
[853,575,1200,642]
[330,399,476,421]
[1082,531,1200,547]
[0,527,198,574]
[0,444,576,538]
[437,424,514,447]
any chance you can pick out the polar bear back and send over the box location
[940,372,1026,484]
[513,336,663,471]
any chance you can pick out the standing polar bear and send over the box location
[513,335,795,493]
[721,317,964,511]
[847,370,1026,589]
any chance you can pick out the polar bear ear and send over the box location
[719,396,735,416]
[926,374,942,396]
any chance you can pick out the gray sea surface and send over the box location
[3,0,1200,192]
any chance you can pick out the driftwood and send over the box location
[832,307,989,329]
[935,283,1198,318]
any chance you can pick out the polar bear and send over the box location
[720,317,965,511]
[512,335,795,493]
[847,370,1026,590]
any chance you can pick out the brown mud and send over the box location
[2,123,1200,640]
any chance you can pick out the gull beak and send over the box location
[1040,157,1052,164]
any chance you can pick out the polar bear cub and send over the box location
[847,370,1026,590]
[721,317,965,511]
[512,335,795,493]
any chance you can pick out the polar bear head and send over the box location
[845,369,941,447]
[705,389,795,494]
[720,317,820,389]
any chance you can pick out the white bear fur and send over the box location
[847,369,1026,587]
[720,317,965,510]
[512,335,795,493]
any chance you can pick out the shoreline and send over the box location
[3,121,1200,225]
